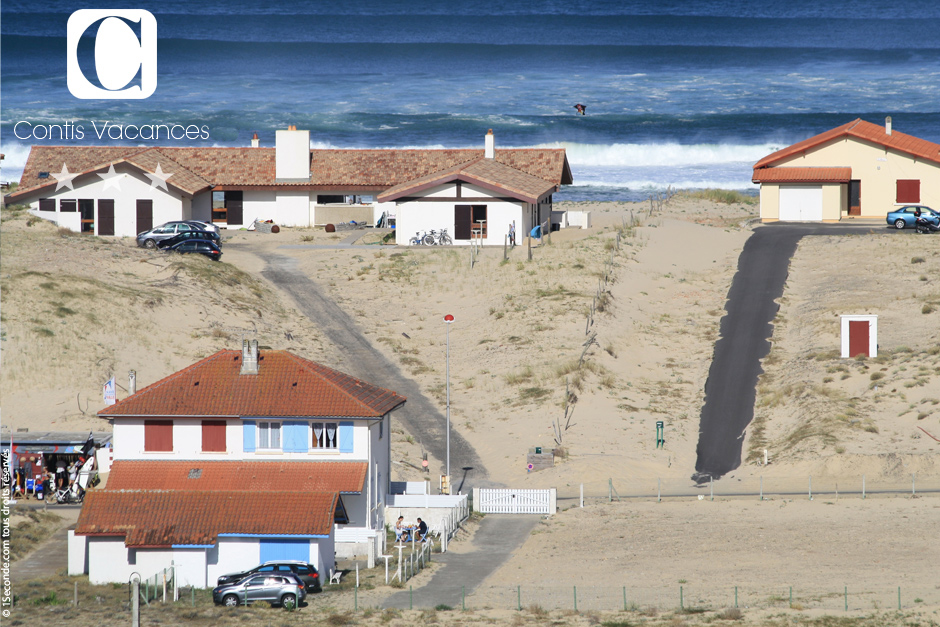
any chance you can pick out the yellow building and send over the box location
[753,118,940,222]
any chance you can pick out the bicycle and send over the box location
[408,231,428,246]
[426,229,453,245]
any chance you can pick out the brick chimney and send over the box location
[240,339,259,375]
[484,129,495,159]
[251,132,260,148]
[885,116,893,136]
[275,125,311,181]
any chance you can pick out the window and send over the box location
[317,195,345,204]
[144,420,173,452]
[79,199,95,233]
[212,191,243,225]
[202,420,226,452]
[897,180,921,203]
[60,199,77,212]
[379,420,383,440]
[311,422,338,449]
[39,199,55,212]
[258,421,281,450]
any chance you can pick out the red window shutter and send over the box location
[202,420,227,452]
[896,180,920,203]
[144,420,174,452]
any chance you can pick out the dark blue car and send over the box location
[887,205,939,229]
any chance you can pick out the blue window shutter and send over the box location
[282,421,295,452]
[339,421,354,453]
[243,421,256,452]
[293,422,308,453]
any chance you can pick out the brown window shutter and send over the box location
[98,199,115,236]
[39,199,56,212]
[454,205,472,240]
[60,199,77,212]
[144,420,174,452]
[201,420,227,452]
[136,199,153,233]
[897,180,920,203]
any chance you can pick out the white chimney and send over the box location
[484,129,495,159]
[275,125,310,180]
[251,132,260,148]
[129,370,136,395]
[240,339,259,375]
[885,116,892,136]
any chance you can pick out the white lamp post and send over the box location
[443,314,454,493]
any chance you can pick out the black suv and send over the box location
[217,561,322,593]
[157,229,222,249]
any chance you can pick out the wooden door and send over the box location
[454,204,472,240]
[226,197,243,226]
[136,200,153,233]
[97,199,115,236]
[849,180,861,216]
[849,320,869,357]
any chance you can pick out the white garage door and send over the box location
[779,186,823,221]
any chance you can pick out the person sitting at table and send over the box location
[415,517,429,543]
[395,516,405,542]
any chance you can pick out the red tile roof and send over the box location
[754,119,940,169]
[751,167,852,183]
[75,490,336,546]
[8,145,572,201]
[105,461,367,494]
[98,349,406,418]
[378,157,559,203]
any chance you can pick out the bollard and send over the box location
[74,581,78,606]
[760,475,763,501]
[809,476,813,500]
[898,586,901,610]
[191,586,195,607]
[132,579,140,627]
[623,586,627,611]
[463,585,466,611]
[710,477,714,502]
[517,585,521,611]
[355,586,358,612]
[410,585,413,610]
[580,483,584,508]
[862,475,866,499]
[734,586,738,608]
[789,586,792,607]
[658,478,661,503]
[912,473,916,496]
[680,585,684,610]
[573,586,577,612]
[844,586,847,611]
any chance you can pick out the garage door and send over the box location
[779,186,823,221]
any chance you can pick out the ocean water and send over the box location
[3,0,939,201]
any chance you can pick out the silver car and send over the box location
[212,573,306,609]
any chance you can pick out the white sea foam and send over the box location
[533,141,780,167]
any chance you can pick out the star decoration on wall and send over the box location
[52,163,77,191]
[97,164,123,191]
[145,163,174,191]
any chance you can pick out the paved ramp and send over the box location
[383,515,539,609]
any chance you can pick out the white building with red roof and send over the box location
[753,118,940,222]
[7,128,572,244]
[69,340,406,587]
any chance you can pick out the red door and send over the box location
[849,320,869,357]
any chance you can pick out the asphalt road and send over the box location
[256,252,491,489]
[692,223,897,483]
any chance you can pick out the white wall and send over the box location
[68,530,88,575]
[207,537,260,586]
[87,537,131,584]
[276,190,312,227]
[26,163,186,237]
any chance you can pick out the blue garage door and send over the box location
[259,539,310,563]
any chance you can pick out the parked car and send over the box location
[185,220,220,233]
[212,573,306,608]
[886,206,939,229]
[166,239,222,261]
[157,229,222,249]
[137,221,211,248]
[217,561,322,593]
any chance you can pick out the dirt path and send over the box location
[254,250,492,488]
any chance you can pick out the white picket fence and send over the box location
[472,488,556,515]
